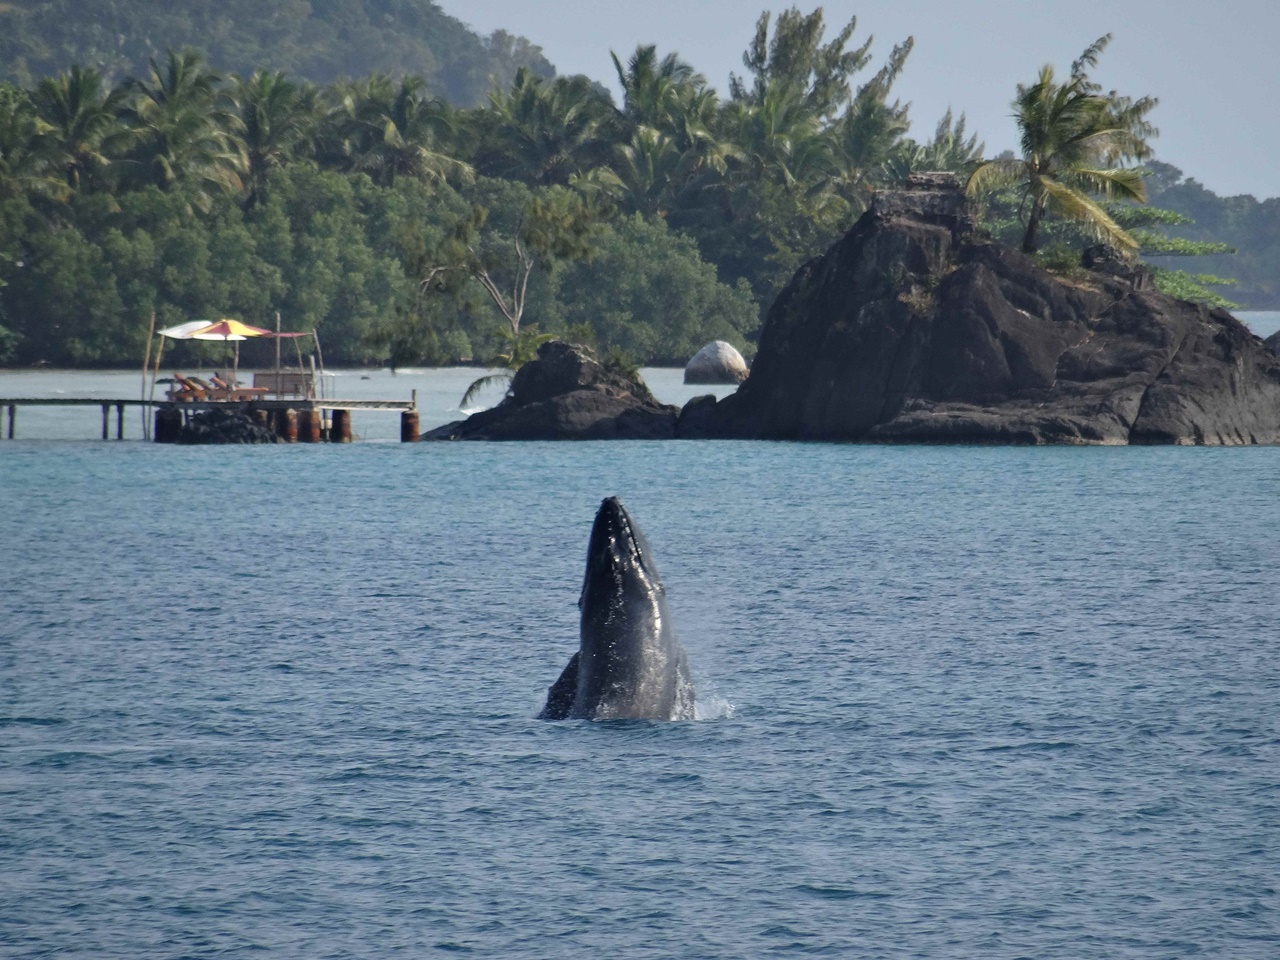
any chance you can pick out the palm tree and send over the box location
[230,70,318,204]
[0,85,62,202]
[120,49,247,209]
[966,35,1157,255]
[723,81,830,191]
[335,76,472,187]
[31,65,128,194]
[598,45,740,218]
[884,109,985,184]
[476,68,613,186]
[612,45,702,132]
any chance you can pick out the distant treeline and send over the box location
[1,5,1273,369]
[0,0,555,108]
[1142,162,1280,309]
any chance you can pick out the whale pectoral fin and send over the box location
[537,651,580,720]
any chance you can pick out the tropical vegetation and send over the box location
[0,5,1274,370]
[965,35,1155,255]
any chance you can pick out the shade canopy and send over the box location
[158,319,308,341]
[186,319,274,341]
[157,320,218,340]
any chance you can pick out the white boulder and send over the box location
[684,341,749,385]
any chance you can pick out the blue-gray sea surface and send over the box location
[2,438,1278,958]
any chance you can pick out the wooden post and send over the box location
[101,403,109,440]
[277,408,298,443]
[275,311,282,394]
[141,311,156,440]
[116,403,124,440]
[400,409,419,442]
[6,404,13,439]
[299,408,321,442]
[330,409,352,443]
[251,408,270,428]
[155,407,182,443]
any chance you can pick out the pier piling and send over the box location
[299,409,321,443]
[116,403,124,440]
[400,409,419,442]
[277,408,298,443]
[331,409,352,443]
[6,404,14,439]
[155,408,182,443]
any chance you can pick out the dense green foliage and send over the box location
[1141,161,1280,308]
[979,186,1242,309]
[0,0,554,107]
[3,4,1275,370]
[1,7,983,368]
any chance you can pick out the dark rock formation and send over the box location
[1265,330,1280,358]
[703,176,1280,445]
[423,341,679,440]
[684,341,749,384]
[178,407,279,444]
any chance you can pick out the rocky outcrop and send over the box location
[1265,330,1280,357]
[684,341,749,384]
[423,341,679,440]
[702,175,1280,445]
[178,407,278,444]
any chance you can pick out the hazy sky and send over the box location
[439,0,1280,198]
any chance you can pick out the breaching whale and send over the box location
[538,497,695,721]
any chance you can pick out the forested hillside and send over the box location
[0,0,554,106]
[1143,161,1280,309]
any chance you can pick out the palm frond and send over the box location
[1071,166,1147,204]
[965,158,1023,196]
[460,372,513,409]
[1040,177,1138,250]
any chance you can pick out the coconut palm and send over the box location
[476,68,613,186]
[230,70,319,204]
[0,85,62,202]
[612,45,703,133]
[342,76,472,187]
[31,65,128,194]
[723,80,831,191]
[966,35,1157,255]
[120,49,246,208]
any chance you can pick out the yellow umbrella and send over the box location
[186,319,274,341]
[185,319,273,386]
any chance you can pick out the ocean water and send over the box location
[2,429,1278,958]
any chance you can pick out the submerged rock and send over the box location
[178,407,278,444]
[684,341,749,384]
[423,341,679,440]
[706,175,1280,445]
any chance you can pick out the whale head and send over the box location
[579,496,663,612]
[535,497,693,721]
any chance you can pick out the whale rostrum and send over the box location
[538,497,695,721]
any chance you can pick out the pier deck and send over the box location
[0,397,419,441]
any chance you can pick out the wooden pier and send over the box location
[0,397,420,442]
